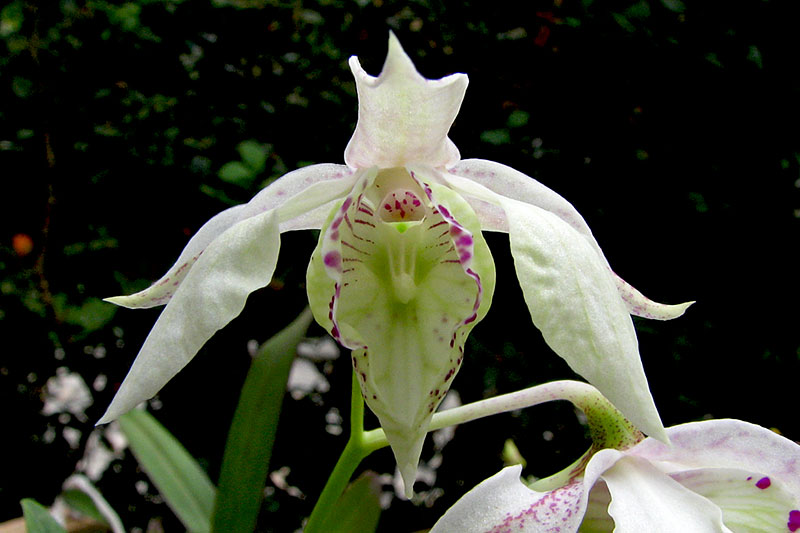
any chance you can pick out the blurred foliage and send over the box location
[2,0,799,531]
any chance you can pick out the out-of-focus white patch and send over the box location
[42,368,93,422]
[135,480,149,495]
[325,407,342,435]
[77,423,127,481]
[247,339,259,357]
[63,427,82,449]
[287,359,329,400]
[296,337,340,361]
[269,466,305,499]
[92,374,107,392]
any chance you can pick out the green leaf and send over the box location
[237,140,268,172]
[61,489,108,525]
[119,409,216,533]
[480,129,511,145]
[21,499,66,533]
[218,161,255,187]
[211,308,313,533]
[322,473,382,533]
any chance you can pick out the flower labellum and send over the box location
[99,32,691,496]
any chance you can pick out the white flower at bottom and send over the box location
[433,419,800,533]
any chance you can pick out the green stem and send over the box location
[304,372,370,533]
[361,380,643,453]
[306,379,642,530]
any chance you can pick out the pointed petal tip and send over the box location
[103,295,127,307]
[399,462,417,499]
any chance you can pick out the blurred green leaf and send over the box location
[237,140,268,172]
[119,409,216,533]
[219,160,254,185]
[507,110,529,128]
[21,499,66,533]
[661,0,685,13]
[322,473,382,533]
[211,308,313,533]
[480,129,511,146]
[52,295,116,334]
[61,489,108,525]
[0,1,24,38]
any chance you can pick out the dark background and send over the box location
[2,0,798,531]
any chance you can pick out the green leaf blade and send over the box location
[118,409,216,533]
[323,473,382,533]
[211,308,313,533]
[21,499,66,533]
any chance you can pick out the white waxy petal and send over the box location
[344,32,467,169]
[603,455,732,533]
[444,172,667,442]
[98,209,281,424]
[106,163,355,309]
[628,419,800,496]
[449,159,693,319]
[431,465,587,533]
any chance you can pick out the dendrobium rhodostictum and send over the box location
[432,419,800,533]
[98,33,691,495]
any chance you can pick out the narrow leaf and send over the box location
[323,472,382,533]
[211,307,314,533]
[20,499,66,533]
[119,409,216,533]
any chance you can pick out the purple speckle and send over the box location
[324,251,341,269]
[457,235,473,247]
[789,510,800,532]
[756,477,771,489]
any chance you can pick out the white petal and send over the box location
[106,163,354,309]
[628,419,800,497]
[97,209,281,424]
[445,172,666,442]
[344,32,467,169]
[603,455,732,533]
[448,159,693,319]
[431,465,586,533]
[613,273,694,320]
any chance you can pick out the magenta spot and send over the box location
[788,510,800,532]
[746,476,753,481]
[438,205,451,218]
[324,251,341,269]
[756,477,771,489]
[457,235,473,247]
[341,197,352,211]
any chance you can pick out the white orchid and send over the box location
[432,419,800,533]
[98,32,691,495]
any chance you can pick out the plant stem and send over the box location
[304,371,370,533]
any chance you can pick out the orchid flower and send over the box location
[432,419,800,533]
[98,32,691,495]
